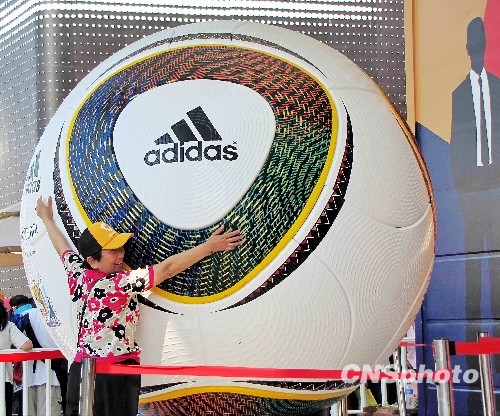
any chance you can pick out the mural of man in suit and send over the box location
[413,2,500,413]
[450,15,500,354]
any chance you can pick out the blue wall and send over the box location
[417,123,500,415]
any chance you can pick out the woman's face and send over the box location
[88,246,126,274]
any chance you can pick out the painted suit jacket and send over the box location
[451,71,500,193]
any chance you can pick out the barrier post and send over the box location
[381,376,388,405]
[392,348,407,416]
[22,360,28,416]
[45,358,52,416]
[337,396,348,416]
[79,357,96,416]
[433,338,455,416]
[0,362,6,416]
[359,382,366,410]
[477,332,496,416]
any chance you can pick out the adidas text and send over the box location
[144,142,238,165]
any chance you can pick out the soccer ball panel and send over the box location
[338,90,430,227]
[310,202,434,365]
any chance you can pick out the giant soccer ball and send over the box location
[20,21,434,415]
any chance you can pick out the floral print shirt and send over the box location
[62,250,154,363]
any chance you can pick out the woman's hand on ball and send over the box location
[35,195,72,256]
[206,226,243,253]
[153,225,243,285]
[36,195,53,222]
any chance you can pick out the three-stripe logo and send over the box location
[144,106,238,166]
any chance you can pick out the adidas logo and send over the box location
[27,151,40,180]
[144,106,238,166]
[24,151,41,194]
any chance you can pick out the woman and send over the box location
[0,301,32,416]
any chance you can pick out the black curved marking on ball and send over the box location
[137,294,178,315]
[234,379,356,391]
[395,115,434,205]
[220,111,353,311]
[53,127,82,245]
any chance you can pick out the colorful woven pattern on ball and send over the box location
[67,45,336,302]
[138,391,341,416]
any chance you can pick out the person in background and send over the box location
[9,295,31,416]
[10,295,64,416]
[36,195,243,416]
[0,301,33,416]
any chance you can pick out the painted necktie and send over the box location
[478,75,489,165]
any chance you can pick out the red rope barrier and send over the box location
[0,349,64,362]
[399,342,427,347]
[454,339,500,355]
[96,362,445,381]
[478,337,500,344]
[1,338,499,381]
[396,338,500,356]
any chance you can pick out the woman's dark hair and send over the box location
[82,251,102,270]
[9,295,30,309]
[0,302,8,331]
